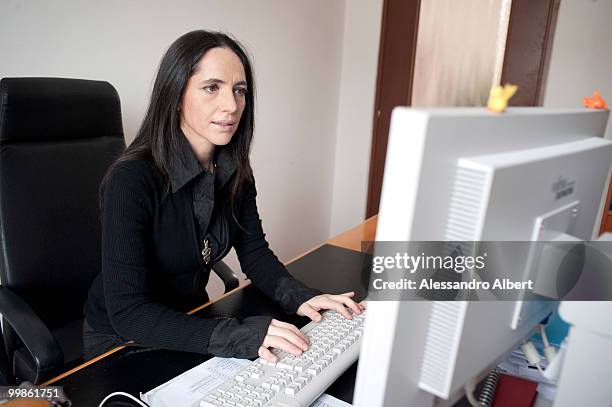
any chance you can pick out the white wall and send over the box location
[329,0,383,236]
[0,0,347,272]
[543,0,612,139]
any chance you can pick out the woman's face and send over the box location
[180,47,247,152]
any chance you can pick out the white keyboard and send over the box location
[200,310,365,407]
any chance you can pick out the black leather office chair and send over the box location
[0,77,126,384]
[0,77,240,384]
[213,262,240,293]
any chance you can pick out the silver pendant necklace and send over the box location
[200,160,216,267]
[201,238,211,266]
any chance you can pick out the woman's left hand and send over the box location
[296,291,364,322]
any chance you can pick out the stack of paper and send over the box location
[140,357,352,407]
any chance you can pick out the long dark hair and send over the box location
[103,30,255,211]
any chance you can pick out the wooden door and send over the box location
[365,0,561,217]
[365,0,421,217]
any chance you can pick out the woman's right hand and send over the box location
[258,319,309,362]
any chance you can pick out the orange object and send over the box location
[583,90,609,110]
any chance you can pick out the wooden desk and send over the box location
[43,217,377,405]
[327,216,377,252]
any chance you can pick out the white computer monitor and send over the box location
[353,108,612,406]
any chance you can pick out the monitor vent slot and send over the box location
[444,166,489,241]
[418,301,468,398]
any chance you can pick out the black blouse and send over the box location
[84,137,320,358]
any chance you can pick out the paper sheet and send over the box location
[310,393,353,407]
[140,357,251,407]
[140,356,353,407]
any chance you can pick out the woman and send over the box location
[83,30,362,362]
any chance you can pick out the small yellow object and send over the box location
[487,84,518,113]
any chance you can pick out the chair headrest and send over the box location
[0,77,124,142]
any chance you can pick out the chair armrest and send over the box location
[0,286,63,383]
[212,261,240,293]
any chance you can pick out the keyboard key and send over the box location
[307,364,323,376]
[285,384,300,396]
[299,376,309,386]
[235,373,248,382]
[276,359,298,371]
[260,388,274,400]
[322,355,334,365]
[294,360,311,373]
[285,370,299,380]
[312,349,325,358]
